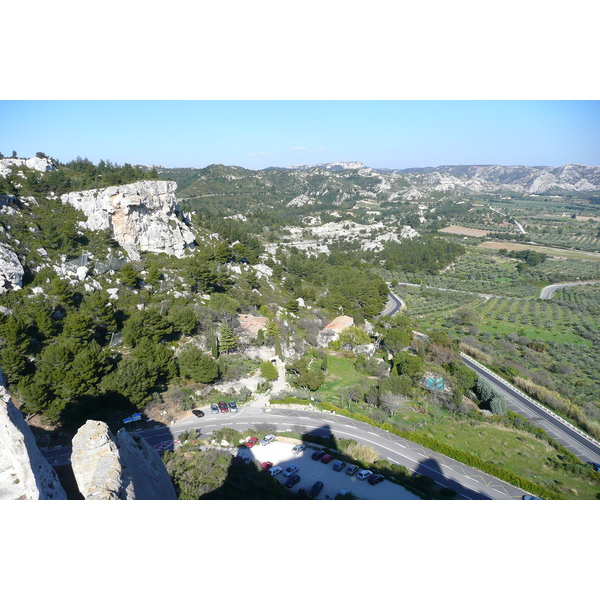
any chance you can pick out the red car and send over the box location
[218,401,228,413]
[320,454,334,464]
[245,436,259,448]
[261,461,274,471]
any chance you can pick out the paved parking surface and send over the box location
[238,440,420,500]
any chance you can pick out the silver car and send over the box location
[260,434,276,446]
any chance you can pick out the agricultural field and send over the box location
[480,241,600,261]
[438,225,491,237]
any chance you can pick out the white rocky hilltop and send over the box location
[0,157,55,177]
[0,386,67,500]
[61,180,196,260]
[71,420,177,500]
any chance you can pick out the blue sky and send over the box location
[1,100,598,170]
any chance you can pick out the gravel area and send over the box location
[237,439,420,500]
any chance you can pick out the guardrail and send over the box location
[460,351,600,450]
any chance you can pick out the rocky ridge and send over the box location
[61,180,196,260]
[0,157,55,178]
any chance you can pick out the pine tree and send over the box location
[0,347,27,385]
[119,263,139,288]
[265,318,279,342]
[50,277,75,306]
[219,322,237,354]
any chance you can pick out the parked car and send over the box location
[312,450,325,460]
[332,460,346,472]
[357,469,373,480]
[345,464,359,476]
[291,444,306,454]
[368,474,385,486]
[320,454,334,464]
[260,434,276,446]
[283,465,299,477]
[522,495,541,500]
[210,404,219,414]
[308,480,324,498]
[228,401,238,413]
[245,436,259,448]
[192,409,205,418]
[218,401,228,413]
[269,466,282,476]
[587,461,600,472]
[285,474,301,488]
[261,461,273,471]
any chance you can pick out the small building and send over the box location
[317,315,354,347]
[237,314,267,336]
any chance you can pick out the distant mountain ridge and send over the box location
[163,162,600,201]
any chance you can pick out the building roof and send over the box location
[237,314,267,336]
[320,315,354,334]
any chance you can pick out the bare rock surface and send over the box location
[0,242,24,294]
[61,180,195,259]
[0,391,67,500]
[71,420,176,500]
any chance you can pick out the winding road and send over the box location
[42,406,533,500]
[385,290,600,465]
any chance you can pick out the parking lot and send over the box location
[238,439,420,500]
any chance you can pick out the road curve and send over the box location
[460,352,600,464]
[539,280,599,299]
[42,406,540,500]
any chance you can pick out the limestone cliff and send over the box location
[0,242,24,294]
[71,420,177,500]
[0,389,67,500]
[61,180,196,260]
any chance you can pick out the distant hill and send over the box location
[159,162,600,203]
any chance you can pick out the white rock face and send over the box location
[0,392,67,500]
[70,420,177,500]
[0,157,55,177]
[0,242,24,294]
[61,180,195,259]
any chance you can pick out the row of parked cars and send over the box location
[273,444,386,494]
[309,448,385,485]
[192,400,239,417]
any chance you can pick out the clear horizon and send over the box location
[1,100,599,171]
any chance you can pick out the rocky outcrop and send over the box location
[71,420,176,500]
[0,157,55,177]
[0,390,67,500]
[0,242,24,294]
[61,180,196,260]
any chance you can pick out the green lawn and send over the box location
[320,352,370,398]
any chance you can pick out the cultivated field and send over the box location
[439,225,491,237]
[480,241,600,261]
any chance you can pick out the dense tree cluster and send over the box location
[379,236,465,274]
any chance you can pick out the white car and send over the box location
[282,465,299,477]
[269,466,282,476]
[357,469,373,480]
[291,444,306,454]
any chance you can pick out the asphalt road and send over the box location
[42,405,539,500]
[460,353,600,465]
[539,280,599,299]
